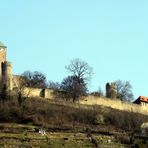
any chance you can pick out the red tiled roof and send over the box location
[139,96,148,103]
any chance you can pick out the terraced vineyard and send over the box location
[0,123,129,148]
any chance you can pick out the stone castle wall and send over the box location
[23,87,54,99]
[12,75,54,99]
[80,96,148,115]
[44,89,54,99]
[12,75,21,88]
[0,41,54,99]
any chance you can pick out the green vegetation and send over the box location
[0,97,147,147]
[0,130,94,148]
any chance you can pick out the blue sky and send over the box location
[0,0,148,99]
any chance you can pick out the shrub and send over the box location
[0,96,148,134]
[104,108,148,131]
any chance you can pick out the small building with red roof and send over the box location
[133,96,148,107]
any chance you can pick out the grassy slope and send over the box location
[0,123,127,148]
[0,97,148,147]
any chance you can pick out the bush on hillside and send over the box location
[104,108,148,132]
[0,97,148,133]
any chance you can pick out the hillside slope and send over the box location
[0,97,148,147]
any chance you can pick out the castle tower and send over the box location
[106,83,110,98]
[0,41,13,90]
[0,41,7,81]
[106,82,117,98]
[2,62,13,90]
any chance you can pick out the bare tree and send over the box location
[66,59,93,82]
[63,59,93,102]
[61,75,87,102]
[22,71,47,88]
[115,80,134,101]
[13,76,31,107]
[47,81,61,91]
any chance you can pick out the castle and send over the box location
[0,41,53,99]
[0,41,12,90]
[1,41,147,109]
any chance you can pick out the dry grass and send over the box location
[0,97,148,134]
[0,97,148,147]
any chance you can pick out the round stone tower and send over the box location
[2,62,12,90]
[0,41,13,90]
[106,82,117,98]
[0,41,7,81]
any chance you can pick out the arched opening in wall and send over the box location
[40,89,45,97]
